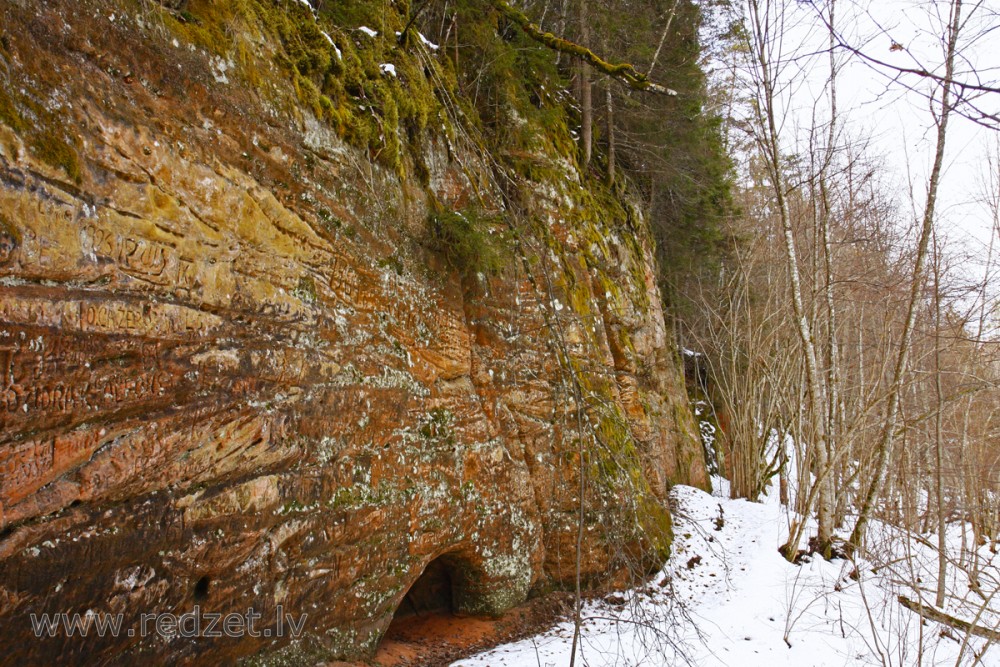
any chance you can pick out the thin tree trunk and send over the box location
[606,84,615,182]
[554,0,571,65]
[849,0,963,553]
[747,0,833,557]
[537,0,551,32]
[579,0,592,169]
[818,0,841,534]
[646,0,680,77]
[779,440,789,505]
[932,236,947,608]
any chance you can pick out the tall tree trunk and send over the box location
[555,0,571,65]
[932,236,947,608]
[820,0,843,530]
[747,0,833,557]
[849,0,963,553]
[606,84,615,183]
[646,0,680,77]
[578,0,592,169]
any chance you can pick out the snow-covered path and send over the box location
[453,482,999,667]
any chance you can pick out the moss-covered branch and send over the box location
[493,0,676,94]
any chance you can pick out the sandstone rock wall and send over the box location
[0,0,706,663]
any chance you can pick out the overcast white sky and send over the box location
[829,0,1000,263]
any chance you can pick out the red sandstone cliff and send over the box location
[0,0,706,663]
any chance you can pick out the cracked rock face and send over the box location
[0,0,706,663]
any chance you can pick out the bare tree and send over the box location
[743,0,836,557]
[850,0,964,554]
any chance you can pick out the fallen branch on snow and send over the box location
[898,596,1000,641]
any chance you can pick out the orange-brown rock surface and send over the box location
[0,0,707,663]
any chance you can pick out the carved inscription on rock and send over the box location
[0,427,106,505]
[85,223,169,278]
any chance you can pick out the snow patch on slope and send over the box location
[454,483,999,666]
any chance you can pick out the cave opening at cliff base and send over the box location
[384,555,459,639]
[398,556,457,620]
[376,553,494,663]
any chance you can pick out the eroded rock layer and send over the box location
[0,0,706,663]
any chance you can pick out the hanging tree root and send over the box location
[492,0,676,94]
[898,596,1000,641]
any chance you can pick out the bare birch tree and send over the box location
[743,0,836,557]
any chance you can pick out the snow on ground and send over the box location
[454,482,999,666]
